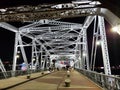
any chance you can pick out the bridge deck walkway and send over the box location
[0,70,103,90]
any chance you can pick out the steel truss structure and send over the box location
[0,0,120,75]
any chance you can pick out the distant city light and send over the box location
[0,9,7,12]
[100,67,104,69]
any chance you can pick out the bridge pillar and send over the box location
[98,16,111,75]
[82,28,90,70]
[12,32,19,76]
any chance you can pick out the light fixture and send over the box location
[16,55,20,58]
[17,50,20,54]
[96,40,101,45]
[83,52,86,57]
[112,25,120,35]
[112,26,118,32]
[32,58,35,61]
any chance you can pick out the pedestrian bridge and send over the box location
[0,70,103,90]
[0,0,120,90]
[0,69,120,90]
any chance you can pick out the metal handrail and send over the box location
[0,69,41,79]
[76,68,120,90]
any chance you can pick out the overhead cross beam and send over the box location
[0,22,18,32]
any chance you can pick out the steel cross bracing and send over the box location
[0,59,7,78]
[13,20,82,71]
[0,0,119,75]
[74,16,95,70]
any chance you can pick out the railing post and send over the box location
[101,75,104,87]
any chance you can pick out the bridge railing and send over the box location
[76,68,120,90]
[0,69,42,79]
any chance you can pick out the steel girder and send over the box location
[20,20,82,30]
[0,7,119,28]
[0,0,119,27]
[20,25,82,33]
[98,16,111,75]
[0,22,18,32]
[74,16,95,70]
[12,32,19,75]
[0,7,98,22]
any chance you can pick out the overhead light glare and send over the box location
[89,1,101,5]
[72,0,91,4]
[112,25,120,35]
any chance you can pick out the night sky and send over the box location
[0,28,15,62]
[0,0,72,8]
[0,0,119,8]
[0,0,120,68]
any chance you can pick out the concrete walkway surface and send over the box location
[0,70,104,90]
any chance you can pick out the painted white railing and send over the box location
[76,68,120,90]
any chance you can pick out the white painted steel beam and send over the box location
[98,16,111,75]
[0,22,18,32]
[20,24,82,33]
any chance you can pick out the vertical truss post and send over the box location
[98,16,111,75]
[18,34,29,69]
[41,47,46,70]
[77,44,80,68]
[92,23,100,71]
[45,55,48,70]
[81,16,95,70]
[43,55,46,70]
[77,43,81,69]
[78,41,82,69]
[33,40,39,70]
[46,56,50,70]
[90,16,97,70]
[82,28,90,70]
[44,51,49,70]
[31,39,34,70]
[76,31,83,69]
[75,44,79,68]
[42,59,46,70]
[0,59,7,78]
[40,45,43,69]
[74,57,77,68]
[12,32,19,76]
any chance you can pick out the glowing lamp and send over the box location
[112,26,118,32]
[112,25,120,35]
[96,41,101,45]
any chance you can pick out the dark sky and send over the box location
[0,0,72,8]
[0,0,119,8]
[0,28,15,62]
